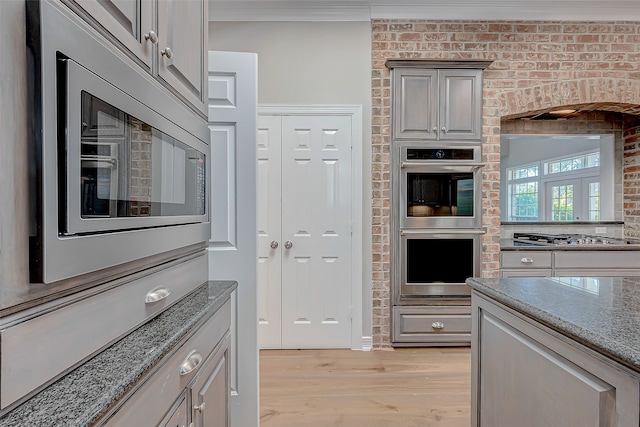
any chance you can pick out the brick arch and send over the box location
[495,78,640,120]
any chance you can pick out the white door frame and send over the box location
[259,104,365,351]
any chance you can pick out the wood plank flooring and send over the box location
[259,347,471,427]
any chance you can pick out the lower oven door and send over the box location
[398,230,482,300]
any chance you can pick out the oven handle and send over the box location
[400,229,486,236]
[400,162,485,170]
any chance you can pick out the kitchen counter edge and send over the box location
[500,238,640,251]
[0,280,237,427]
[466,276,640,374]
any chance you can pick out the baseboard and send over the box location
[360,336,373,351]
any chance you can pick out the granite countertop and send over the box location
[467,276,640,373]
[0,280,237,427]
[500,238,640,251]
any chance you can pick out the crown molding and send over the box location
[209,0,640,22]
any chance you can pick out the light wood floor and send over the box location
[259,347,471,427]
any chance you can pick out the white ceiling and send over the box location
[208,0,640,22]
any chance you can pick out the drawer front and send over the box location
[501,251,552,269]
[393,306,471,344]
[1,254,207,409]
[501,269,552,278]
[100,300,231,427]
[554,251,640,269]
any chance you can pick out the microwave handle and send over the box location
[81,156,117,167]
[400,162,485,169]
[400,229,486,236]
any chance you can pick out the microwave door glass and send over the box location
[70,91,206,235]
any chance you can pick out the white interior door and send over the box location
[257,116,283,348]
[207,51,258,427]
[258,113,353,349]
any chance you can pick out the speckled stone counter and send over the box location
[467,276,640,373]
[0,280,237,427]
[500,238,640,251]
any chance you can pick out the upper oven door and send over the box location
[64,59,207,235]
[400,162,483,229]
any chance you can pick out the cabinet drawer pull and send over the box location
[144,287,171,304]
[179,351,203,376]
[520,257,534,264]
[193,402,206,413]
[431,322,445,329]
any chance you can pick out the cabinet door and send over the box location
[479,310,616,426]
[71,0,153,69]
[438,69,482,140]
[191,336,230,427]
[392,68,438,140]
[157,0,206,115]
[160,392,189,427]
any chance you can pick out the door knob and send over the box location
[284,241,293,249]
[270,241,279,249]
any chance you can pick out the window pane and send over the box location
[508,182,538,221]
[551,184,574,221]
[545,152,600,175]
[589,182,600,221]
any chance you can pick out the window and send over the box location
[507,151,600,222]
[506,164,539,221]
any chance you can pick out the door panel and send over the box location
[158,0,204,110]
[72,0,153,69]
[207,51,258,427]
[280,115,352,349]
[257,114,353,349]
[257,116,282,349]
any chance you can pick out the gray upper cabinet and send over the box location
[392,67,483,141]
[69,0,207,117]
[71,0,154,70]
[157,0,206,115]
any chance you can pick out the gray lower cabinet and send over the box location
[190,336,230,427]
[393,306,471,346]
[98,300,231,426]
[0,255,207,410]
[472,294,640,427]
[159,392,188,427]
[500,249,640,277]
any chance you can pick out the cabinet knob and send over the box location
[144,30,158,44]
[441,127,447,133]
[193,402,206,413]
[270,241,279,249]
[161,47,173,59]
[432,127,438,133]
[284,241,293,249]
[520,257,534,264]
[431,321,445,329]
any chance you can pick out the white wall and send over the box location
[208,21,373,340]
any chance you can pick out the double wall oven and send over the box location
[395,144,483,301]
[392,144,484,346]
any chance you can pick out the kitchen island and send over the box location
[467,276,640,427]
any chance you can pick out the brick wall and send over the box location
[371,20,640,348]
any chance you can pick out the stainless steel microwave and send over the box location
[27,0,210,284]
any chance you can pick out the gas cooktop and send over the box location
[512,232,640,246]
